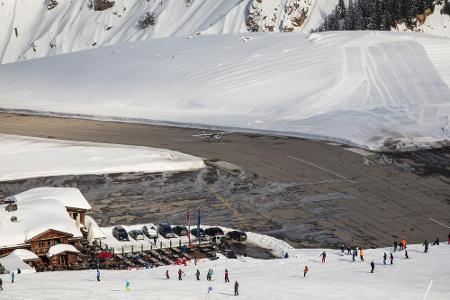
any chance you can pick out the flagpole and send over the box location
[187,208,191,248]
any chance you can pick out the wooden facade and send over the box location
[28,229,74,256]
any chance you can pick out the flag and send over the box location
[187,208,191,247]
[197,210,201,245]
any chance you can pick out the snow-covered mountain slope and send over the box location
[0,243,449,299]
[395,3,450,38]
[0,31,449,150]
[0,0,338,64]
[0,134,204,181]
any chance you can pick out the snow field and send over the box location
[0,243,449,299]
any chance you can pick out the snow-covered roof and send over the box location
[46,244,80,258]
[14,187,92,210]
[10,249,39,261]
[0,198,82,249]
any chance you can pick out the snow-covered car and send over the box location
[129,229,145,241]
[112,225,129,241]
[142,224,158,239]
[158,223,176,238]
[227,230,247,242]
[172,225,188,236]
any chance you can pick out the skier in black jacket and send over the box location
[423,240,429,253]
[370,261,375,273]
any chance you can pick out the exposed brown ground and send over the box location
[0,112,449,248]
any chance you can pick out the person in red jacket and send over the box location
[303,265,309,277]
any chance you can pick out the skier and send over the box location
[319,251,327,263]
[125,279,130,291]
[352,248,357,262]
[11,272,15,283]
[340,245,345,255]
[346,246,352,255]
[234,280,239,296]
[303,265,309,278]
[196,269,200,281]
[432,238,440,246]
[448,232,450,245]
[284,252,289,259]
[390,253,394,265]
[165,270,170,279]
[383,252,387,265]
[370,261,375,273]
[97,269,101,282]
[405,250,409,259]
[393,241,398,252]
[225,269,230,282]
[423,240,429,253]
[0,277,3,291]
[178,268,183,280]
[401,239,407,250]
[359,248,365,262]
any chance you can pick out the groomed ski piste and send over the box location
[0,134,205,182]
[0,31,449,151]
[0,233,449,300]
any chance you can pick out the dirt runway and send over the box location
[0,113,449,248]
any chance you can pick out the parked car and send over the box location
[205,227,224,237]
[172,225,188,236]
[112,225,129,241]
[129,229,145,241]
[190,227,205,238]
[142,224,158,239]
[227,230,247,242]
[158,223,177,238]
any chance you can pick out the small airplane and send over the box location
[192,130,228,142]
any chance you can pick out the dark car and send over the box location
[205,227,224,237]
[227,230,247,242]
[172,225,188,237]
[158,223,176,238]
[129,229,145,241]
[112,225,129,241]
[190,227,205,238]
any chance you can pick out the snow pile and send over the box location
[0,243,449,299]
[0,32,449,150]
[0,0,337,64]
[85,215,106,241]
[0,134,205,182]
[14,187,92,210]
[0,252,35,274]
[46,244,80,258]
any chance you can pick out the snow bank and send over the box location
[0,32,448,150]
[0,134,205,182]
[0,252,35,274]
